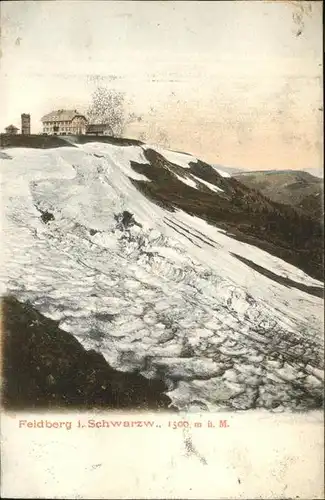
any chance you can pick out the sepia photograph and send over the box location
[0,0,323,498]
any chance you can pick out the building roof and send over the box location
[5,124,19,130]
[87,123,113,133]
[41,109,87,122]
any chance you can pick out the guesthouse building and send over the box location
[41,109,88,135]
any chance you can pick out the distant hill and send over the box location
[213,165,323,180]
[234,170,323,219]
[211,164,244,175]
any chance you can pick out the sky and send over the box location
[0,1,323,170]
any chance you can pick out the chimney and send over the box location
[21,113,31,135]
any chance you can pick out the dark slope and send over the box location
[234,170,323,218]
[0,134,142,149]
[72,134,143,147]
[298,191,324,218]
[130,149,323,281]
[1,296,171,411]
[0,134,74,149]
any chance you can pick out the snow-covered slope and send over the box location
[1,142,323,411]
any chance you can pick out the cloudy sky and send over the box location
[0,1,322,170]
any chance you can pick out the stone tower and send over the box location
[21,113,31,135]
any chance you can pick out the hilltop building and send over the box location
[41,109,88,135]
[86,123,113,136]
[4,125,19,135]
[21,114,31,135]
[41,109,113,136]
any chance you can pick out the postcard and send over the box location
[0,1,323,498]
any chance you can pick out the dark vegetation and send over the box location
[234,170,323,219]
[131,149,324,281]
[0,134,74,149]
[0,133,143,149]
[298,191,324,218]
[1,296,171,410]
[72,135,143,147]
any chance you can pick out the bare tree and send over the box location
[87,86,141,137]
[138,127,170,148]
[157,129,170,148]
[138,106,170,147]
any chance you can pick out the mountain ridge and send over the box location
[131,147,323,281]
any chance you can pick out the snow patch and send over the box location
[192,175,224,193]
[173,173,198,189]
[211,166,231,178]
[142,144,198,169]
